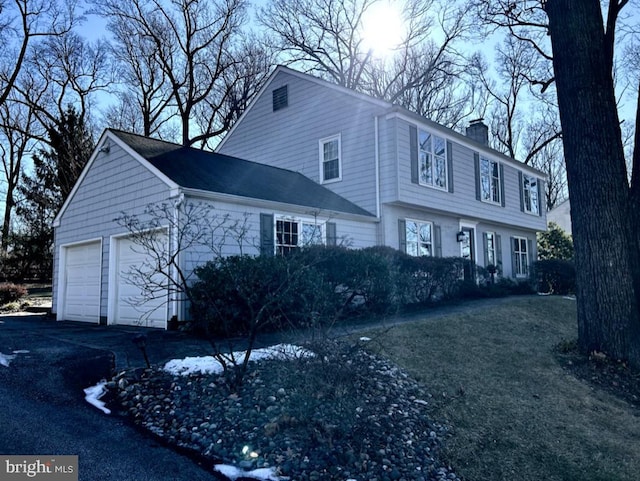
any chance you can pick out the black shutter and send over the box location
[398,219,407,253]
[446,140,454,193]
[326,222,337,246]
[434,224,442,257]
[260,213,274,256]
[410,125,419,184]
[496,234,503,273]
[474,153,481,201]
[537,179,544,216]
[518,172,525,212]
[499,164,505,207]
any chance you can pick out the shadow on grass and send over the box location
[361,296,640,481]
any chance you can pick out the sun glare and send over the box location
[361,2,405,58]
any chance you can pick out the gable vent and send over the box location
[272,85,288,112]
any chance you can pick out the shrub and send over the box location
[534,259,576,295]
[189,254,330,337]
[538,222,574,260]
[0,283,28,305]
[397,255,465,304]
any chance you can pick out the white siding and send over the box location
[218,71,388,216]
[53,142,172,319]
[389,117,547,232]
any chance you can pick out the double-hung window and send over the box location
[522,173,540,215]
[418,130,447,189]
[513,237,529,277]
[405,220,433,257]
[485,232,497,266]
[276,218,324,255]
[320,135,341,183]
[480,157,502,204]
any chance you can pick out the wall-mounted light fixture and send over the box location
[456,230,466,242]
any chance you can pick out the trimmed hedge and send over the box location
[188,246,535,337]
[534,259,576,295]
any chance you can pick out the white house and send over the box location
[218,66,547,280]
[52,66,547,328]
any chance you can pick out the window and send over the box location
[272,85,288,111]
[485,232,496,266]
[320,135,341,183]
[513,237,528,277]
[276,218,324,255]
[418,129,447,189]
[405,220,433,257]
[480,157,501,204]
[522,173,539,215]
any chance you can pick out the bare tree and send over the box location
[0,0,76,109]
[97,0,273,147]
[260,0,474,127]
[471,0,640,367]
[0,96,38,250]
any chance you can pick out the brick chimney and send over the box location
[466,119,489,145]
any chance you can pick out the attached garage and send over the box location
[59,241,102,323]
[109,234,169,328]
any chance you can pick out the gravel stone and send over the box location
[112,341,460,481]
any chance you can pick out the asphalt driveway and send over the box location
[0,313,218,481]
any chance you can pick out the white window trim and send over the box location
[275,215,326,254]
[480,156,502,206]
[418,128,448,191]
[522,173,540,215]
[513,236,529,278]
[319,134,342,184]
[405,218,434,257]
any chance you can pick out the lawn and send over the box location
[361,296,640,481]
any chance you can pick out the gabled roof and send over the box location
[109,129,374,217]
[218,65,546,179]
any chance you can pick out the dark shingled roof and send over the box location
[110,129,374,218]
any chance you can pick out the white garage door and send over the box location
[114,235,168,328]
[62,242,101,323]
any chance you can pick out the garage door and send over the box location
[62,242,101,323]
[114,235,168,328]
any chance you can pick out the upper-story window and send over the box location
[319,134,341,183]
[418,130,447,190]
[480,157,502,204]
[521,173,540,215]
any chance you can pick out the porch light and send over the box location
[456,230,466,242]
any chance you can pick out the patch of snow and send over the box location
[84,380,111,414]
[214,464,282,480]
[0,352,16,367]
[359,337,372,342]
[563,296,576,301]
[12,349,29,354]
[537,292,551,296]
[164,344,313,377]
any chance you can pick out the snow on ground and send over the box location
[214,465,283,481]
[0,349,30,367]
[163,343,313,377]
[84,380,111,414]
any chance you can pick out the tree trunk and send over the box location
[545,0,640,366]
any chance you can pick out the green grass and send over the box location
[361,296,640,481]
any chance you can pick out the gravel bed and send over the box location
[111,341,460,481]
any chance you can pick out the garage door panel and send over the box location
[115,235,168,328]
[62,242,101,323]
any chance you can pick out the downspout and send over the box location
[170,192,185,324]
[374,115,381,219]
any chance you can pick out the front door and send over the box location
[460,227,475,280]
